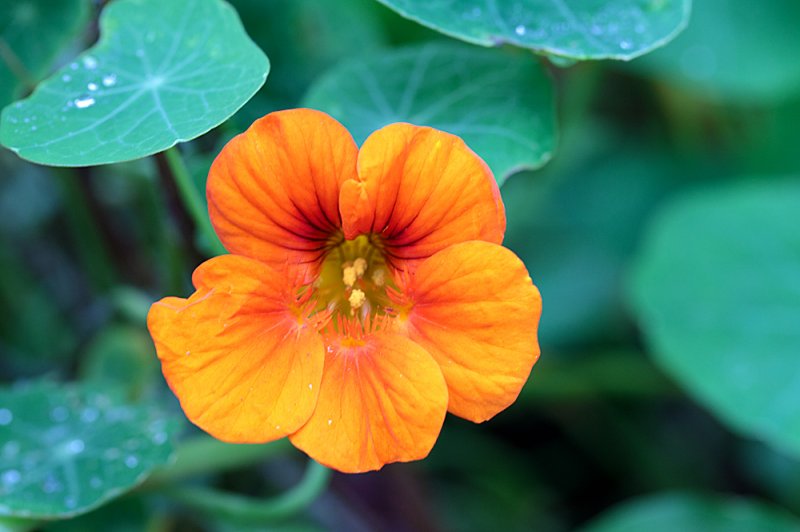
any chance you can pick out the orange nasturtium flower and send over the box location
[147,109,542,473]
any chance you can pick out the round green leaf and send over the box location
[629,0,800,103]
[0,381,177,519]
[0,0,89,109]
[0,0,269,166]
[629,179,800,457]
[373,0,691,61]
[303,43,556,184]
[582,493,800,532]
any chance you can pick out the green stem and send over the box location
[162,460,331,521]
[144,435,292,487]
[163,146,226,257]
[110,286,152,325]
[56,169,117,291]
[0,37,36,92]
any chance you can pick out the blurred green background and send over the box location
[1,0,800,530]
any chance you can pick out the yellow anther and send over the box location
[348,289,366,310]
[342,266,357,288]
[353,257,368,277]
[371,267,385,287]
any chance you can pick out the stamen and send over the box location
[342,263,357,288]
[348,289,366,310]
[353,257,367,277]
[371,267,385,287]
[342,257,368,288]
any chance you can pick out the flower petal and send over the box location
[340,123,505,266]
[289,331,447,473]
[398,241,541,423]
[208,109,358,268]
[147,255,324,443]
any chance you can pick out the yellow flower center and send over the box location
[313,234,395,327]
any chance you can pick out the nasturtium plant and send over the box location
[583,492,800,532]
[630,179,800,458]
[304,43,556,184]
[0,0,269,167]
[0,0,90,109]
[0,381,177,518]
[629,0,800,103]
[374,0,691,61]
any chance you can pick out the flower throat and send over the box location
[312,234,395,330]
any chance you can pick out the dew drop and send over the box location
[327,419,333,426]
[73,95,96,109]
[619,40,633,50]
[51,406,69,422]
[308,383,313,390]
[65,439,85,454]
[69,62,78,70]
[590,24,603,35]
[103,448,120,460]
[1,469,21,486]
[514,24,527,36]
[102,74,117,87]
[62,74,71,82]
[0,408,12,425]
[82,56,98,69]
[87,82,98,91]
[64,496,78,509]
[30,125,37,131]
[635,23,646,34]
[80,407,99,423]
[2,441,20,457]
[89,476,103,489]
[151,432,168,445]
[42,475,62,494]
[124,455,139,468]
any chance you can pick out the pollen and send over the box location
[348,289,367,310]
[353,257,367,277]
[342,264,358,288]
[371,268,385,287]
[342,257,368,288]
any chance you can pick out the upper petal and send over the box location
[207,109,358,268]
[397,241,541,423]
[340,123,505,267]
[147,255,324,443]
[289,331,448,473]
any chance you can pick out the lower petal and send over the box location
[289,331,447,473]
[398,241,542,423]
[147,255,324,443]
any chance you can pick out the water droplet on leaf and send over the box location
[74,96,96,109]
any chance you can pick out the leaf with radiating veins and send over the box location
[0,381,177,519]
[629,178,800,458]
[0,0,268,167]
[304,43,556,185]
[374,0,691,61]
